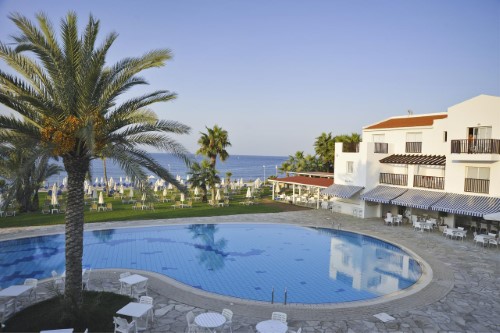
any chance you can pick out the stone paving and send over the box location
[1,209,500,332]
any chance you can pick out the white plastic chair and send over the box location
[221,308,233,333]
[473,232,487,247]
[0,298,15,322]
[24,278,38,302]
[186,311,199,333]
[271,311,287,324]
[139,296,154,323]
[288,328,302,333]
[132,280,148,299]
[82,268,91,290]
[119,272,132,295]
[113,316,136,333]
[384,212,393,225]
[51,270,64,291]
[489,237,498,248]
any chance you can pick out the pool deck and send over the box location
[1,210,499,332]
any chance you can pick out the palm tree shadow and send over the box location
[188,224,228,271]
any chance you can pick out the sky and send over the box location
[0,0,498,156]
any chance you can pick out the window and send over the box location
[468,126,492,139]
[465,167,490,194]
[466,167,490,180]
[443,131,447,142]
[406,132,422,153]
[372,134,385,142]
[346,161,354,174]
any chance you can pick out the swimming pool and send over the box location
[0,223,422,304]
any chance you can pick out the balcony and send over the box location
[374,142,388,154]
[342,142,360,153]
[451,139,500,154]
[464,178,489,194]
[413,175,445,190]
[380,173,408,186]
[405,142,422,153]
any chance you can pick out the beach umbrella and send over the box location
[95,177,98,185]
[275,183,281,193]
[167,183,173,190]
[119,185,124,195]
[84,182,89,192]
[215,189,221,201]
[254,178,261,188]
[194,187,200,196]
[62,177,67,187]
[180,179,185,185]
[162,188,167,196]
[176,175,181,181]
[125,176,130,184]
[113,183,117,192]
[246,187,252,198]
[154,184,158,193]
[484,212,500,221]
[129,188,134,198]
[119,176,123,185]
[51,189,59,206]
[221,178,225,186]
[98,192,104,205]
[92,189,98,199]
[87,185,93,196]
[180,192,185,202]
[100,177,104,185]
[109,177,114,188]
[239,178,244,187]
[186,175,190,181]
[141,193,146,202]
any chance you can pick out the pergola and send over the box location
[269,174,334,209]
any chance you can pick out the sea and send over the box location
[46,154,288,185]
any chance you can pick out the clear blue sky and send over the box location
[0,0,498,156]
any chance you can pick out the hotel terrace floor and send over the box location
[1,210,499,333]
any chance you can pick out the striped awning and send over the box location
[321,184,364,198]
[391,189,447,210]
[360,185,408,204]
[431,193,500,217]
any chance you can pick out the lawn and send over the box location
[0,187,308,228]
[4,291,132,332]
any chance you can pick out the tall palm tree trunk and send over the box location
[63,156,90,312]
[102,158,109,194]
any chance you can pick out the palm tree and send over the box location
[187,160,220,202]
[0,140,62,212]
[0,12,190,314]
[314,132,335,172]
[196,125,231,169]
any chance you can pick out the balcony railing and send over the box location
[405,142,422,153]
[342,142,360,153]
[451,139,500,154]
[413,175,445,190]
[374,142,388,154]
[380,173,408,186]
[464,178,489,194]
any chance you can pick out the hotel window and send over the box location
[465,166,490,194]
[346,161,354,174]
[406,132,422,153]
[468,126,492,139]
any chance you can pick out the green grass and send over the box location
[4,291,132,332]
[0,188,303,228]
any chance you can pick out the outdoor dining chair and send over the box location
[271,311,287,324]
[139,296,154,323]
[186,311,199,333]
[113,316,136,333]
[119,272,132,295]
[82,268,91,290]
[132,280,148,300]
[0,298,15,322]
[51,270,64,291]
[221,308,233,333]
[24,278,38,302]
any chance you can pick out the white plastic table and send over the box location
[40,329,74,333]
[0,285,34,310]
[116,302,153,331]
[256,319,288,333]
[118,274,148,296]
[195,313,226,333]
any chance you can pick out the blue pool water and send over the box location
[0,224,422,304]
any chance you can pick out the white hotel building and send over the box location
[324,94,500,228]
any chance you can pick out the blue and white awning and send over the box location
[431,193,500,217]
[321,184,364,198]
[391,189,447,210]
[360,185,407,204]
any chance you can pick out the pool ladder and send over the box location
[271,287,288,305]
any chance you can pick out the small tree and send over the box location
[187,160,220,202]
